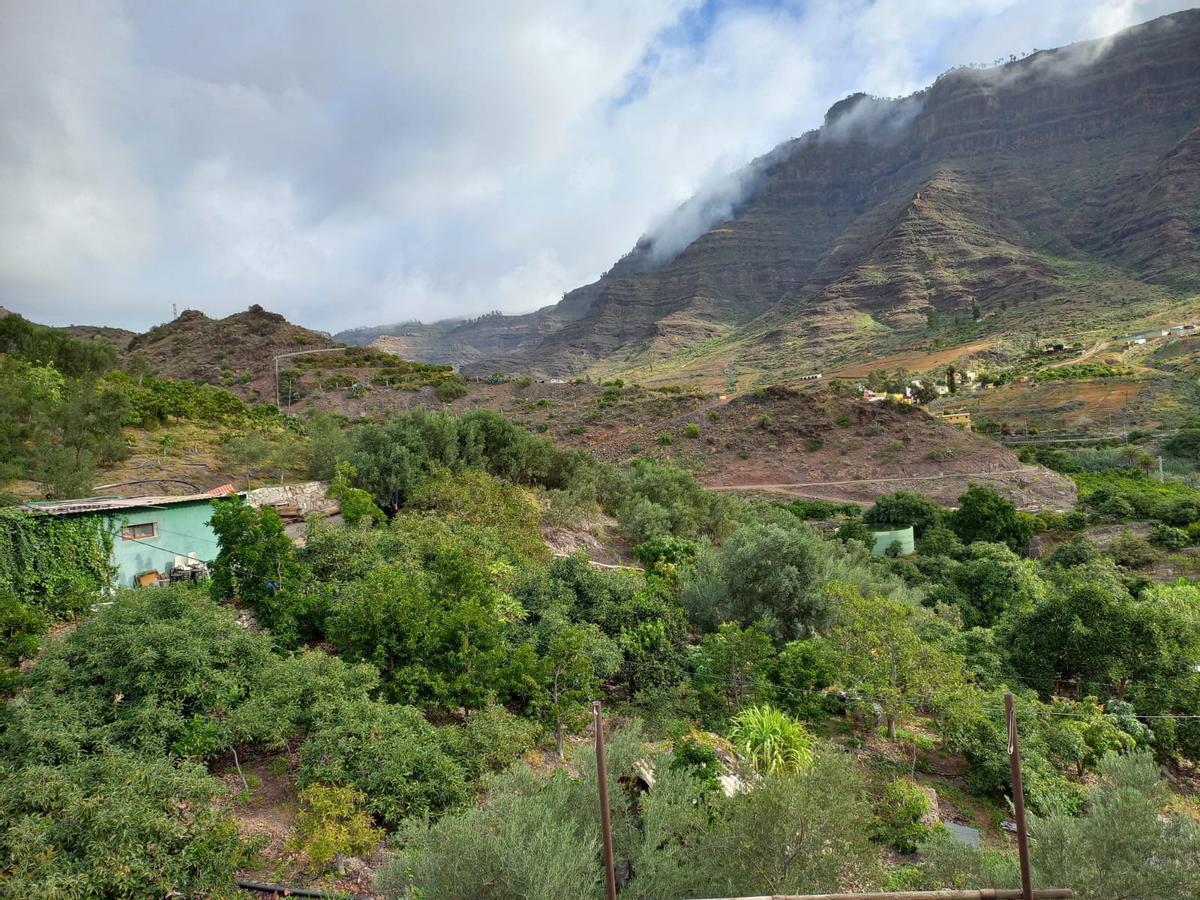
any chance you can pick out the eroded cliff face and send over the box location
[377,11,1200,376]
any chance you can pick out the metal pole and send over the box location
[594,700,618,900]
[1005,692,1034,900]
[274,356,280,408]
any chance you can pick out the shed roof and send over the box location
[27,484,237,516]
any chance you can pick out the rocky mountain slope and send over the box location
[363,10,1200,382]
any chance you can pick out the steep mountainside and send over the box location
[368,11,1200,381]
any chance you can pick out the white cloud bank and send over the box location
[0,0,1190,331]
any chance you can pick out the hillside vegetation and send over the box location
[4,370,1200,895]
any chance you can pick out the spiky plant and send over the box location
[728,704,814,775]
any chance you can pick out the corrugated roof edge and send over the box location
[26,483,238,516]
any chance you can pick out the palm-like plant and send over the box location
[728,704,814,775]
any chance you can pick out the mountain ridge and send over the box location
[346,10,1200,382]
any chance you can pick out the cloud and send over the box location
[0,0,1193,331]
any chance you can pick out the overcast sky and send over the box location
[1,0,1191,332]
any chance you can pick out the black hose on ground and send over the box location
[236,878,371,899]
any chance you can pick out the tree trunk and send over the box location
[887,715,896,741]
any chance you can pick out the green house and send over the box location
[31,485,237,587]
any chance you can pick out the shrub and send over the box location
[451,703,541,779]
[633,535,698,569]
[873,779,932,852]
[1151,524,1190,550]
[299,699,470,829]
[757,413,774,429]
[658,430,673,445]
[434,378,468,402]
[5,585,275,763]
[683,422,701,439]
[707,409,719,422]
[289,784,382,871]
[1047,534,1101,568]
[806,435,824,451]
[728,705,814,775]
[784,498,860,520]
[0,749,250,897]
[1109,531,1156,568]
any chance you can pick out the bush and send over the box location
[728,705,814,775]
[873,779,932,852]
[0,749,250,897]
[298,698,469,829]
[658,430,673,445]
[633,535,698,570]
[784,499,860,521]
[683,422,701,439]
[434,378,468,402]
[289,784,382,871]
[1047,534,1101,568]
[1109,531,1157,568]
[4,585,275,763]
[1151,524,1190,550]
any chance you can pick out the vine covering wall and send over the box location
[0,509,115,618]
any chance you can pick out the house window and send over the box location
[121,522,157,541]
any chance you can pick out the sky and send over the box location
[0,0,1192,333]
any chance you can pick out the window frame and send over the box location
[120,522,158,541]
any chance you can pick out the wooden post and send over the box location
[1005,691,1034,900]
[594,701,618,900]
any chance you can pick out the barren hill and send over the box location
[359,10,1200,383]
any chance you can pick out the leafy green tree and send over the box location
[327,552,521,710]
[771,637,835,720]
[934,542,1045,628]
[1006,562,1200,703]
[864,491,944,537]
[916,524,965,558]
[714,522,836,641]
[536,612,621,759]
[1047,533,1101,568]
[831,590,963,739]
[690,622,775,724]
[325,461,384,526]
[209,496,315,644]
[3,585,275,764]
[949,484,1033,551]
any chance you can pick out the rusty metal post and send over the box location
[594,701,618,900]
[1005,691,1034,900]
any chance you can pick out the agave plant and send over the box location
[728,704,814,775]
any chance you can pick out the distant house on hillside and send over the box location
[29,485,237,587]
[939,411,973,431]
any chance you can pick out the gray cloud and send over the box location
[0,0,1192,332]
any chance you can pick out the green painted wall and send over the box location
[106,500,221,586]
[870,526,915,557]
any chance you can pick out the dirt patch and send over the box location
[832,341,994,378]
[213,746,385,899]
